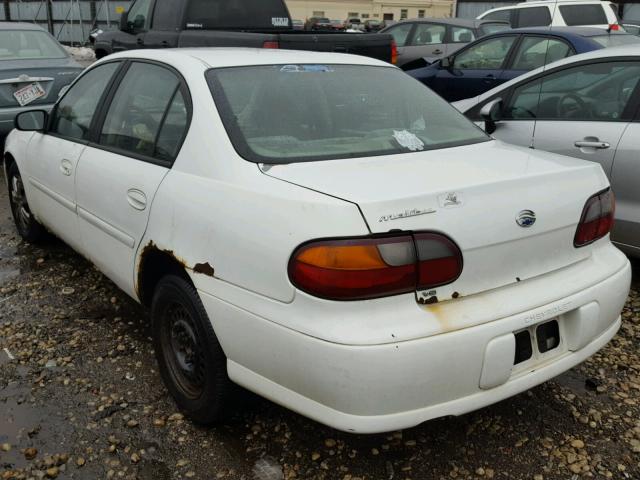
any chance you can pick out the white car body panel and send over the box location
[3,48,631,433]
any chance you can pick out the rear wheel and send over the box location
[151,275,233,424]
[7,162,45,243]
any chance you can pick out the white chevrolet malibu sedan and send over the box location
[3,48,631,433]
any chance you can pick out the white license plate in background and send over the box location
[13,82,46,107]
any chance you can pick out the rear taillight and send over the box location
[391,40,398,65]
[288,233,462,300]
[262,41,280,49]
[574,189,615,248]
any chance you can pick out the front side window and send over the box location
[511,37,572,70]
[505,61,640,121]
[411,24,446,45]
[516,7,551,27]
[127,0,152,31]
[388,23,413,47]
[0,30,68,61]
[559,5,607,25]
[50,62,120,141]
[454,36,517,70]
[451,26,475,43]
[99,62,187,159]
[207,64,488,164]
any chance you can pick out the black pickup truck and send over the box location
[94,0,396,64]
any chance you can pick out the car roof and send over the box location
[396,17,509,28]
[0,21,47,31]
[468,44,640,103]
[104,47,394,70]
[510,26,626,37]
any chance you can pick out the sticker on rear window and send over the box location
[393,130,424,151]
[280,65,334,73]
[272,17,290,27]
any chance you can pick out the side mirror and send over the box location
[441,56,452,69]
[119,11,130,32]
[479,98,503,135]
[15,110,48,132]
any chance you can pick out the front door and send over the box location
[76,61,191,297]
[436,35,519,102]
[113,0,153,52]
[402,23,447,65]
[24,61,122,251]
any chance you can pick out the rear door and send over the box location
[385,23,415,66]
[503,35,574,82]
[24,61,122,252]
[434,35,519,102]
[75,61,191,297]
[402,23,447,65]
[531,60,640,176]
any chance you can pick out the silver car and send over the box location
[0,22,83,137]
[454,45,640,257]
[381,18,511,70]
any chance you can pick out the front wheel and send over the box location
[151,275,234,424]
[7,162,45,243]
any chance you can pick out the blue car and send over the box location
[408,27,640,102]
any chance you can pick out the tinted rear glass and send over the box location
[207,65,488,164]
[517,7,551,27]
[185,0,291,29]
[559,5,607,25]
[0,30,67,60]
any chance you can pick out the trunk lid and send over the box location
[0,59,83,108]
[262,140,609,303]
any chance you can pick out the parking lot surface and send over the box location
[0,168,639,480]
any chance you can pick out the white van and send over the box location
[477,0,620,29]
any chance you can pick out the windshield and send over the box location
[0,30,67,61]
[591,34,640,47]
[207,65,488,164]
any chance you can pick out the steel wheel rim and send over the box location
[161,302,206,399]
[9,173,32,233]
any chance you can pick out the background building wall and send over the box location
[286,0,454,21]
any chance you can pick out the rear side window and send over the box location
[511,37,572,70]
[483,9,513,23]
[451,26,475,43]
[99,62,189,161]
[559,5,607,25]
[517,7,551,27]
[51,62,120,141]
[185,0,291,30]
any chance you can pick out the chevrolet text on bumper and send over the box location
[3,48,631,434]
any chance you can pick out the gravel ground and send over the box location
[0,167,639,480]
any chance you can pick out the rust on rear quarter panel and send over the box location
[193,262,215,277]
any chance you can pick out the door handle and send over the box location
[127,189,147,211]
[59,159,73,176]
[137,38,144,46]
[432,49,443,55]
[160,40,169,47]
[574,140,610,149]
[483,74,496,84]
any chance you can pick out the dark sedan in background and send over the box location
[408,27,640,101]
[381,18,511,69]
[0,22,83,137]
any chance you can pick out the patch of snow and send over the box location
[64,46,96,62]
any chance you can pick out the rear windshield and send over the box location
[559,5,607,25]
[185,0,291,29]
[591,34,640,47]
[206,65,488,164]
[0,30,67,61]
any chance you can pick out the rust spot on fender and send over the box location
[136,241,189,301]
[193,262,215,277]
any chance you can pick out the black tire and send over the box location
[7,161,45,243]
[151,274,233,424]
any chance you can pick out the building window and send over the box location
[373,13,380,18]
[348,12,359,18]
[400,9,408,19]
[418,9,426,18]
[362,13,370,18]
[313,11,325,17]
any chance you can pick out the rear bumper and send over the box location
[0,104,54,135]
[199,246,631,433]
